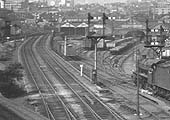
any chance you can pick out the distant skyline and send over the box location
[75,0,127,4]
[28,0,127,5]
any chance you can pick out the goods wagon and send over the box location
[152,65,170,91]
[106,40,115,48]
[114,37,133,46]
[109,45,125,55]
[133,59,170,100]
[84,38,95,50]
[110,40,137,55]
[105,37,133,49]
[150,62,170,99]
[54,41,77,57]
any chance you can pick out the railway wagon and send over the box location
[132,59,160,88]
[109,45,125,55]
[148,61,170,98]
[114,37,133,46]
[106,37,133,49]
[53,40,77,57]
[106,40,115,48]
[84,36,133,50]
[106,41,115,48]
[84,38,96,50]
[110,40,137,55]
[133,59,170,100]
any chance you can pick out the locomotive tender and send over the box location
[133,58,170,100]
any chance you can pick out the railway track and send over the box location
[21,34,170,120]
[106,47,170,120]
[64,44,170,120]
[36,34,127,120]
[21,35,74,120]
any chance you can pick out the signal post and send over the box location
[102,13,108,49]
[87,35,105,84]
[87,12,107,84]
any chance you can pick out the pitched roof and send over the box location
[76,22,88,27]
[61,22,75,27]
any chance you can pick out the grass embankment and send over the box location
[0,41,26,98]
[0,62,26,98]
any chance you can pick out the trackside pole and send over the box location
[64,36,67,56]
[80,64,83,76]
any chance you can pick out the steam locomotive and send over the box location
[132,58,170,100]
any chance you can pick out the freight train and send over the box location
[109,38,138,55]
[52,36,84,57]
[105,37,133,49]
[132,58,170,100]
[85,37,134,50]
[53,36,136,57]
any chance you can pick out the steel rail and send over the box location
[42,36,127,120]
[30,35,76,120]
[32,35,77,120]
[36,36,101,120]
[21,35,74,120]
[21,36,52,119]
[78,45,170,120]
[49,39,168,120]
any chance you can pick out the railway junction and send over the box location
[1,2,170,120]
[0,29,170,120]
[1,31,169,120]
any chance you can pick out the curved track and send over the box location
[21,35,73,120]
[21,34,128,120]
[36,34,127,120]
[67,44,170,120]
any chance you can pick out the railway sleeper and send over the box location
[84,95,94,105]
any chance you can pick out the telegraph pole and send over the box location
[146,19,150,44]
[64,36,67,56]
[94,38,97,83]
[136,49,140,118]
[102,13,108,49]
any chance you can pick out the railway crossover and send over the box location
[20,34,127,120]
[20,33,170,120]
[63,42,170,120]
